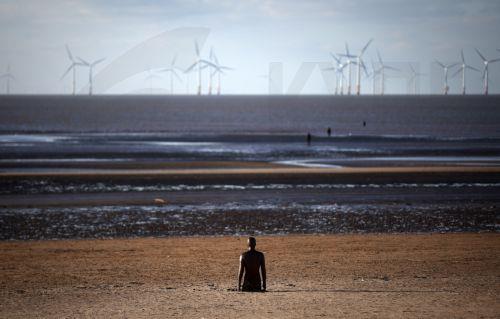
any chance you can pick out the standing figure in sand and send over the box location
[238,237,266,292]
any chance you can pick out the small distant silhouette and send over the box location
[238,237,266,292]
[307,133,312,145]
[327,127,331,137]
[363,121,366,127]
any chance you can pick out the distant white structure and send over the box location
[351,39,373,96]
[451,50,479,95]
[339,43,356,95]
[144,69,163,95]
[408,63,425,95]
[160,55,182,95]
[377,51,399,95]
[324,54,346,95]
[210,49,233,95]
[61,45,83,95]
[435,60,458,95]
[77,57,106,95]
[185,41,217,95]
[0,65,14,94]
[475,48,500,96]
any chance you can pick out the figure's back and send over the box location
[241,250,264,291]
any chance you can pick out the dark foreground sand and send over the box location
[1,234,499,318]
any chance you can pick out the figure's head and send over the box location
[247,237,256,249]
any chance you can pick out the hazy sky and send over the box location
[1,0,500,94]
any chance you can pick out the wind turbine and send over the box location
[160,55,182,95]
[210,51,233,95]
[61,45,83,95]
[77,56,105,95]
[451,50,479,95]
[377,51,399,95]
[351,39,373,95]
[322,65,337,95]
[435,60,458,95]
[338,43,357,95]
[185,41,217,95]
[326,53,347,95]
[144,69,163,95]
[475,48,500,95]
[208,48,216,94]
[0,65,15,94]
[408,63,426,95]
[371,60,381,95]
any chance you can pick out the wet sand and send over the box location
[3,164,500,189]
[1,234,499,318]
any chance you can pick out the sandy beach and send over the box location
[1,234,499,318]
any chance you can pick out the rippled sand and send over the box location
[1,234,499,318]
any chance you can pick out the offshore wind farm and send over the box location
[1,30,499,96]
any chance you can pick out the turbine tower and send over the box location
[451,50,479,95]
[144,69,162,95]
[160,55,182,95]
[0,65,15,94]
[61,45,83,95]
[339,43,356,95]
[377,51,399,96]
[331,54,347,95]
[408,63,426,95]
[371,60,381,95]
[323,53,342,95]
[322,65,337,95]
[352,39,373,95]
[77,56,106,96]
[211,52,233,95]
[475,48,500,95]
[435,60,458,95]
[185,41,216,95]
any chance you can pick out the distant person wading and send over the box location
[238,237,266,292]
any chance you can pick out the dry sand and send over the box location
[1,234,499,318]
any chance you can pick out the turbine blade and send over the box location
[91,58,106,67]
[173,70,182,82]
[361,60,368,76]
[200,59,218,68]
[194,41,200,57]
[447,62,459,69]
[171,55,177,67]
[377,50,383,64]
[475,48,487,62]
[60,64,74,80]
[435,60,445,68]
[460,50,465,63]
[490,58,500,63]
[77,57,90,66]
[386,66,400,71]
[360,38,373,56]
[345,42,350,56]
[330,53,341,64]
[65,44,74,62]
[450,68,461,78]
[466,65,480,72]
[184,62,197,73]
[409,63,416,74]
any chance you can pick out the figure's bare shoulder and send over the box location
[240,251,249,261]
